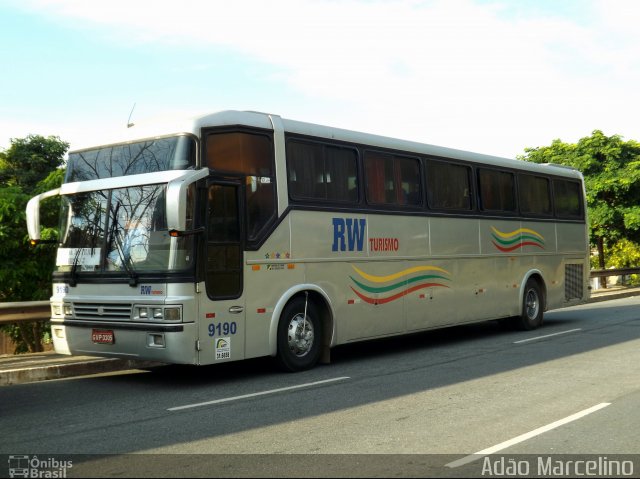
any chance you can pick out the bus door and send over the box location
[198,180,246,365]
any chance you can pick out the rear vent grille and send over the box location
[565,264,584,301]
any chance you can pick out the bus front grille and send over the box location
[72,303,132,321]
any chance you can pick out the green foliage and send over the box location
[520,130,640,267]
[595,239,640,287]
[606,239,640,268]
[0,134,68,188]
[0,134,68,353]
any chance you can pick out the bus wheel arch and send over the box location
[270,286,334,371]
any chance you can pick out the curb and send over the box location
[587,289,640,303]
[0,358,163,386]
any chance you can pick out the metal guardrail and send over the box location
[590,267,640,288]
[1,268,640,324]
[0,301,50,324]
[589,267,640,278]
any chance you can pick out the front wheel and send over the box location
[513,279,544,331]
[276,296,322,372]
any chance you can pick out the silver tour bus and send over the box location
[27,111,590,371]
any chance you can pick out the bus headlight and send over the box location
[133,305,182,322]
[164,307,181,322]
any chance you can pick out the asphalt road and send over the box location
[2,297,640,477]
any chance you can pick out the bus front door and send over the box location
[199,181,246,365]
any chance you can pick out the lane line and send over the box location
[514,328,582,344]
[168,376,351,411]
[445,402,611,468]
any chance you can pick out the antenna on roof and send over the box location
[127,103,136,128]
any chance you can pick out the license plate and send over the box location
[92,329,114,344]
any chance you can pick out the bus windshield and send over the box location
[66,135,196,182]
[56,184,194,275]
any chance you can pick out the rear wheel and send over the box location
[276,296,322,372]
[513,279,544,331]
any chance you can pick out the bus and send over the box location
[26,110,590,371]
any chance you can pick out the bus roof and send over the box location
[70,110,583,180]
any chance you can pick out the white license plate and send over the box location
[92,329,114,344]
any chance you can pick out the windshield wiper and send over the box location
[68,247,83,287]
[68,205,101,287]
[108,213,139,287]
[120,242,139,287]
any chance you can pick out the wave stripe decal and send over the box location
[491,227,544,241]
[349,265,451,304]
[491,227,545,252]
[351,265,450,283]
[350,274,450,294]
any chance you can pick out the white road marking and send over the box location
[445,402,611,468]
[168,376,351,411]
[514,328,582,344]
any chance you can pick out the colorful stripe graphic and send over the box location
[349,265,450,305]
[491,226,545,252]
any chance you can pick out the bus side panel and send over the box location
[557,222,589,255]
[355,214,427,338]
[548,221,590,310]
[404,257,456,331]
[421,217,487,327]
[244,214,297,359]
[340,260,407,340]
[480,219,559,319]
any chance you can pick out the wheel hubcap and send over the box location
[526,290,539,319]
[287,313,314,357]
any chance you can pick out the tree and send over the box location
[0,134,68,353]
[520,130,640,276]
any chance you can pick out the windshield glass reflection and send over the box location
[66,136,195,182]
[56,184,193,274]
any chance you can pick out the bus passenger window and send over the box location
[286,140,358,203]
[554,179,582,218]
[426,160,472,210]
[518,174,551,216]
[364,151,422,207]
[478,169,516,212]
[206,131,277,245]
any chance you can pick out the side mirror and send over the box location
[165,169,209,233]
[26,188,61,242]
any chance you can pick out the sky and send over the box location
[0,0,639,159]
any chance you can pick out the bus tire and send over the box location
[514,278,544,331]
[276,296,322,372]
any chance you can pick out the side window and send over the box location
[554,179,583,218]
[518,174,552,216]
[286,140,358,202]
[478,168,516,213]
[426,160,472,210]
[364,151,422,207]
[205,131,276,244]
